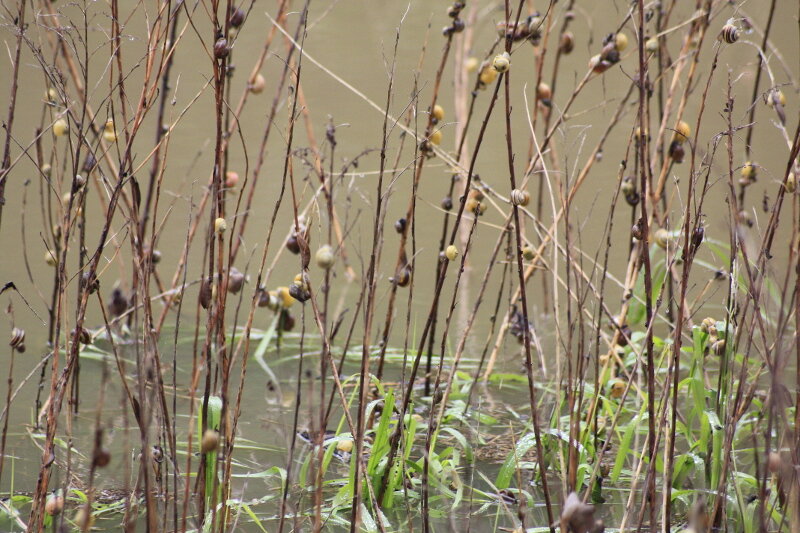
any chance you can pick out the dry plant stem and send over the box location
[632,0,657,528]
[743,0,777,159]
[484,83,635,379]
[380,66,503,505]
[26,0,176,518]
[660,28,719,526]
[500,2,554,526]
[349,15,403,530]
[0,348,16,488]
[0,0,27,231]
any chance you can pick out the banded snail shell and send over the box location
[510,189,530,207]
[9,328,25,350]
[720,24,738,44]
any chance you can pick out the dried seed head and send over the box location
[510,188,530,206]
[315,244,335,270]
[201,429,220,453]
[250,73,266,94]
[700,317,716,334]
[445,245,459,261]
[720,24,738,44]
[53,118,69,137]
[214,217,227,234]
[492,52,511,73]
[559,31,575,54]
[432,104,445,121]
[224,170,239,188]
[614,32,628,52]
[227,267,245,294]
[214,38,230,59]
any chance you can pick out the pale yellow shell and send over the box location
[53,118,69,137]
[492,52,511,73]
[250,73,266,94]
[614,32,628,52]
[445,245,459,261]
[316,244,335,269]
[214,217,227,234]
[654,228,671,249]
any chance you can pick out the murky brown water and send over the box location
[1,0,798,531]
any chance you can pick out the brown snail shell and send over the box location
[201,429,220,453]
[394,265,411,287]
[199,277,213,309]
[559,31,575,54]
[227,267,245,294]
[214,38,229,59]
